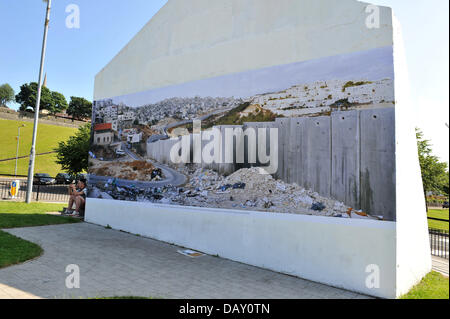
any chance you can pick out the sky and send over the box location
[0,0,448,162]
[111,46,393,107]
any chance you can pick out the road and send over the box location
[150,107,234,142]
[89,143,186,189]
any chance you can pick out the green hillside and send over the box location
[0,118,78,176]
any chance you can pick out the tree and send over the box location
[67,96,92,120]
[0,83,15,107]
[15,82,55,112]
[416,128,449,198]
[55,123,91,175]
[51,91,68,115]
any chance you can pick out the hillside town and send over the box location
[94,96,242,131]
[94,78,395,140]
[252,78,395,117]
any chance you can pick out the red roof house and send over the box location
[94,123,113,132]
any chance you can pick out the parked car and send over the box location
[115,149,126,156]
[55,173,73,185]
[34,173,56,185]
[443,201,449,209]
[73,174,88,183]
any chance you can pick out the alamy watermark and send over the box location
[168,120,279,175]
[365,264,380,289]
[365,5,380,29]
[66,4,80,29]
[65,264,80,289]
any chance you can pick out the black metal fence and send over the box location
[429,227,449,260]
[0,179,70,203]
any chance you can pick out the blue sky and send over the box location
[0,0,448,162]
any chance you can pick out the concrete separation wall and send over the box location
[147,108,396,220]
[86,198,397,298]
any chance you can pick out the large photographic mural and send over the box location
[89,46,396,221]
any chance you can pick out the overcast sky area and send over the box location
[0,0,448,162]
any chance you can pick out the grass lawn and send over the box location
[0,202,80,229]
[0,118,77,176]
[401,272,449,299]
[0,231,43,268]
[0,201,81,269]
[428,209,449,231]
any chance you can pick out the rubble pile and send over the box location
[221,167,353,217]
[89,179,178,203]
[90,160,164,182]
[89,166,381,220]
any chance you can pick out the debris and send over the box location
[311,202,326,211]
[177,250,205,258]
[295,194,314,206]
[160,198,172,205]
[151,168,163,180]
[346,208,353,217]
[245,200,257,207]
[262,197,274,209]
[232,182,246,190]
[353,210,368,217]
[219,184,232,192]
[88,166,378,220]
[276,182,286,192]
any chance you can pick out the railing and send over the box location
[429,223,449,260]
[0,179,70,203]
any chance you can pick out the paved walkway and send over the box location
[0,223,370,299]
[432,256,449,277]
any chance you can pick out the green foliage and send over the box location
[55,123,91,175]
[67,96,92,120]
[51,91,68,114]
[342,81,372,92]
[15,82,55,112]
[400,272,449,299]
[212,102,278,126]
[416,128,449,197]
[0,83,15,107]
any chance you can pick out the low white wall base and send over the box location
[86,199,397,298]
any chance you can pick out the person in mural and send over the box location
[64,179,88,217]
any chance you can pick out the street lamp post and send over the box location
[26,0,52,203]
[15,125,26,177]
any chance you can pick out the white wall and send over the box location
[90,0,431,298]
[392,15,432,297]
[86,198,397,298]
[94,0,393,100]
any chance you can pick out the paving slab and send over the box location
[432,256,449,277]
[0,223,371,299]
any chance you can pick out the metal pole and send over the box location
[26,0,52,203]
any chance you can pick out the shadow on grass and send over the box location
[0,213,81,229]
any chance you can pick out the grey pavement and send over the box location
[432,256,449,277]
[0,222,371,299]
